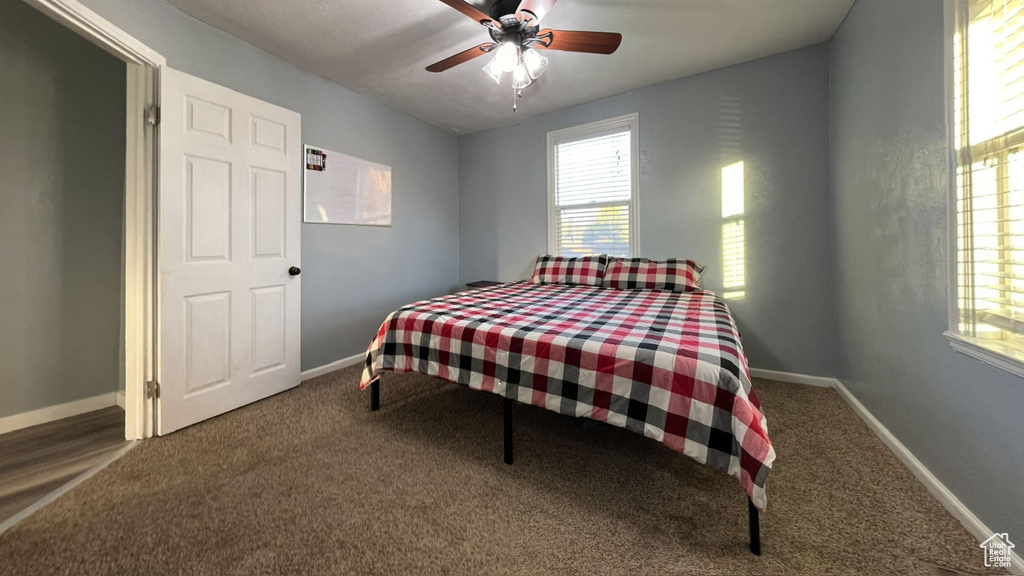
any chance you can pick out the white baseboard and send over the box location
[0,392,118,435]
[749,367,834,387]
[831,378,1023,574]
[115,391,126,409]
[756,368,1023,574]
[300,352,365,382]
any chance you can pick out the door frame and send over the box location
[22,0,166,440]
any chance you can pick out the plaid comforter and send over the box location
[360,282,775,509]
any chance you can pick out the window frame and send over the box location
[546,113,640,258]
[944,0,1024,378]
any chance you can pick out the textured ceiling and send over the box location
[165,0,855,134]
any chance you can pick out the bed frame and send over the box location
[368,379,762,555]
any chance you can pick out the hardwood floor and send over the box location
[0,407,126,525]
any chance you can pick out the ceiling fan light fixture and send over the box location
[427,0,622,109]
[512,62,533,89]
[482,57,503,83]
[522,48,548,79]
[493,41,520,73]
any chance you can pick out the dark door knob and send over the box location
[288,266,301,277]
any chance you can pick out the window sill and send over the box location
[944,331,1024,379]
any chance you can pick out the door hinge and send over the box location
[145,380,161,399]
[144,105,160,126]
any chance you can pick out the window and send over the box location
[949,0,1024,372]
[547,113,639,258]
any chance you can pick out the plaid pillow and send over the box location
[531,255,610,286]
[604,258,705,292]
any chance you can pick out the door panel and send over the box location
[185,156,232,261]
[185,96,232,142]
[184,292,232,395]
[251,115,287,153]
[252,168,286,258]
[159,67,301,435]
[251,285,286,375]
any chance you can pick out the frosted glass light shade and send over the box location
[512,63,533,89]
[482,57,503,83]
[494,41,520,73]
[523,48,548,79]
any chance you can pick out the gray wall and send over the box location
[74,0,461,371]
[0,0,126,417]
[459,45,835,376]
[830,0,1024,541]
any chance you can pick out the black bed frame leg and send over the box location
[748,499,761,555]
[370,379,380,412]
[503,398,514,465]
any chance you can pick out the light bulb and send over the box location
[494,41,520,73]
[482,56,503,83]
[512,62,532,89]
[522,48,548,79]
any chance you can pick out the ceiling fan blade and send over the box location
[437,0,498,27]
[537,29,622,55]
[426,43,496,72]
[516,0,557,23]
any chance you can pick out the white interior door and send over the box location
[158,67,301,435]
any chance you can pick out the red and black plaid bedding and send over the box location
[531,254,609,286]
[604,257,705,292]
[360,281,775,510]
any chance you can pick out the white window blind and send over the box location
[549,117,637,258]
[955,0,1024,356]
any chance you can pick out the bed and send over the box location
[360,280,775,554]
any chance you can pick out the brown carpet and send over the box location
[0,365,1006,575]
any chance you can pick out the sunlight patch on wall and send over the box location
[722,161,744,218]
[722,161,746,300]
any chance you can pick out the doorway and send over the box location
[5,0,306,441]
[12,0,166,445]
[0,0,136,526]
[9,0,305,446]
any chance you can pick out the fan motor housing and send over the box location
[489,0,524,25]
[486,0,541,45]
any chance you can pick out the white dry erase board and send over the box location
[303,145,392,226]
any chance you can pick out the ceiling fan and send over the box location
[426,0,622,94]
